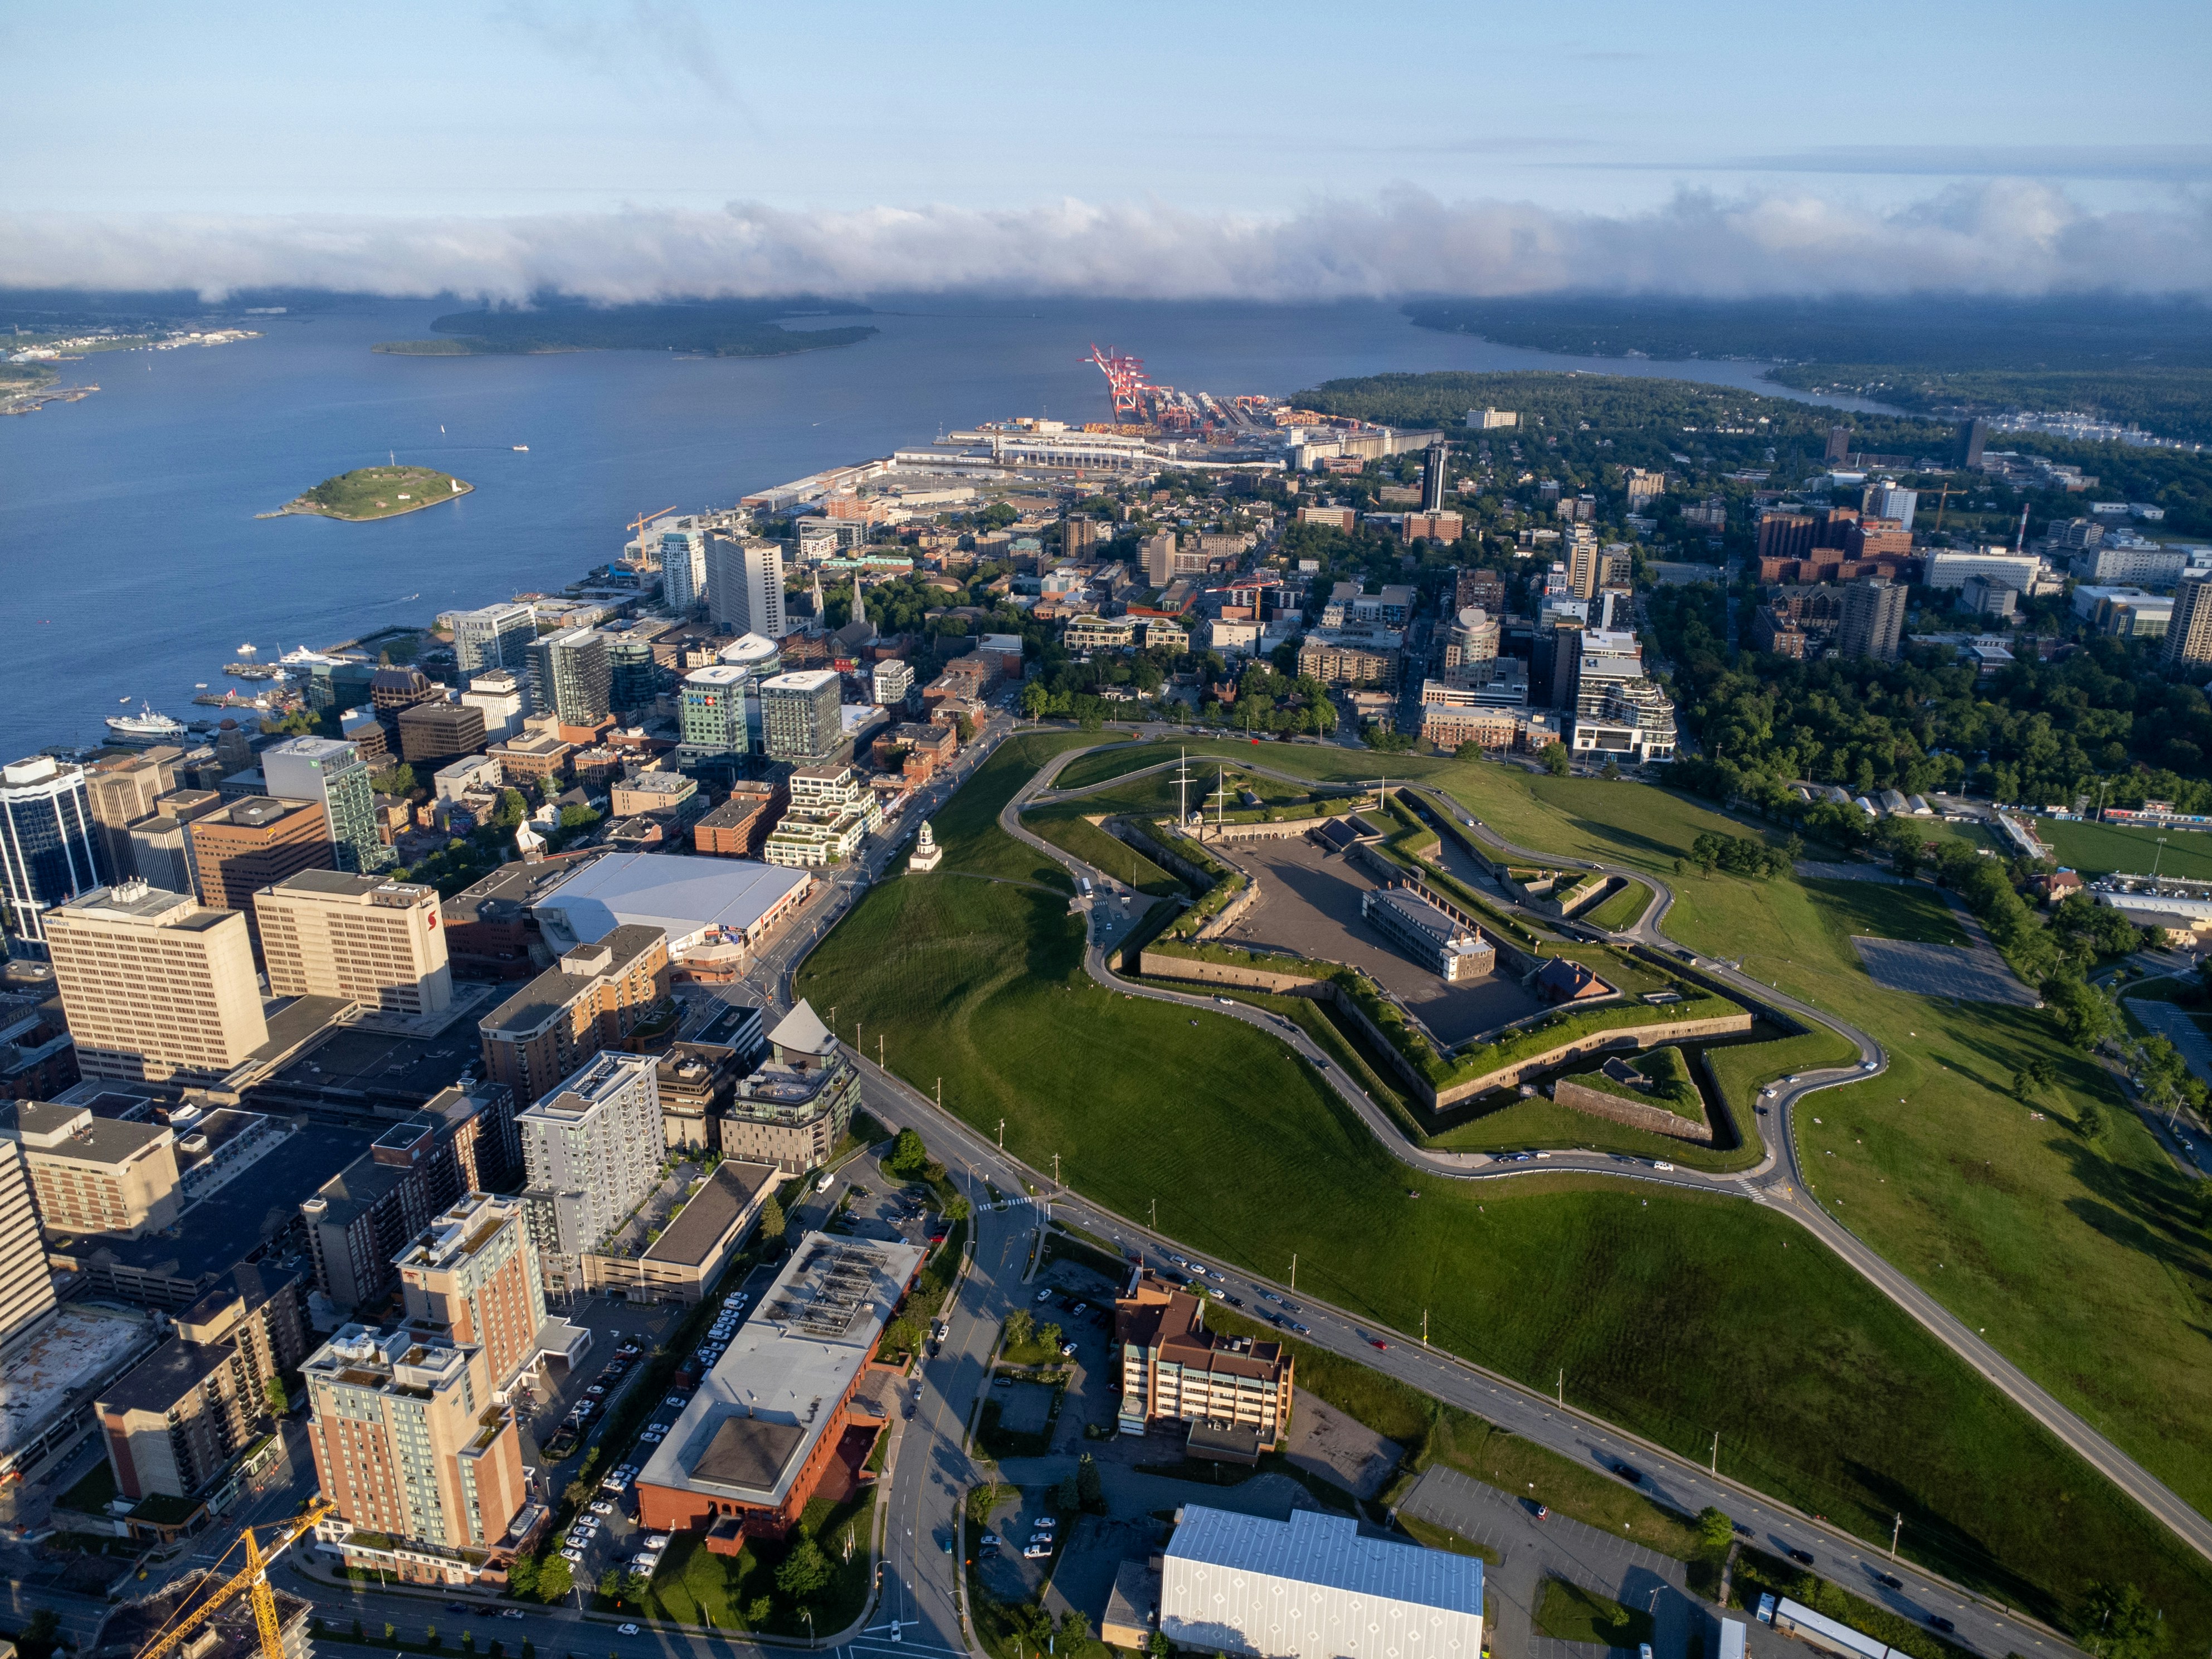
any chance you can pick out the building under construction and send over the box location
[92,1570,314,1659]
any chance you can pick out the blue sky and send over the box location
[3,0,2208,297]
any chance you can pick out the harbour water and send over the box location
[0,295,1885,755]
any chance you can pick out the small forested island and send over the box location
[276,465,472,521]
[372,297,877,359]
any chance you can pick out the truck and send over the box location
[1078,875,1094,897]
[816,1171,836,1193]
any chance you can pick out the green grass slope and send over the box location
[796,846,2212,1639]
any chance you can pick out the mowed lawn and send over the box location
[1051,742,1178,791]
[1347,758,2212,1531]
[797,859,2212,1638]
[2040,816,2212,882]
[927,730,1099,887]
[1024,813,1186,897]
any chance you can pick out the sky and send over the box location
[4,0,2209,301]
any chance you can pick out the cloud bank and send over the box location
[5,181,2209,304]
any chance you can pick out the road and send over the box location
[987,730,2212,1588]
[269,1065,1038,1659]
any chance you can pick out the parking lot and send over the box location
[1852,936,2036,1006]
[545,1290,763,1584]
[269,1025,478,1099]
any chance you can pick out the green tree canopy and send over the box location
[776,1539,832,1602]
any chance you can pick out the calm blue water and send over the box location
[0,296,1882,755]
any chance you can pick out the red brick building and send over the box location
[634,1238,925,1543]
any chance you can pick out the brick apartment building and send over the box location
[476,925,670,1100]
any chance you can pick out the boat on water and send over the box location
[106,702,188,745]
[512,444,528,452]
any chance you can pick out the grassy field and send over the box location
[1051,742,1173,791]
[925,729,1098,887]
[2040,816,2212,881]
[796,850,2212,1638]
[289,465,470,520]
[1536,1577,1654,1648]
[1024,813,1186,897]
[1093,748,2212,1544]
[1581,877,1654,932]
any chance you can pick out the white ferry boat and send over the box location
[105,702,188,745]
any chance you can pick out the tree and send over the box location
[506,1554,539,1598]
[1060,1609,1091,1642]
[597,1569,621,1602]
[776,1539,832,1602]
[2079,1582,2165,1659]
[1004,1307,1035,1348]
[493,787,528,830]
[1455,740,1486,760]
[1147,1633,1173,1659]
[1600,758,1622,781]
[622,1572,651,1603]
[887,1128,928,1176]
[535,1555,573,1604]
[1054,1473,1080,1513]
[1694,1506,1733,1558]
[1540,741,1571,776]
[1039,1322,1063,1353]
[17,1611,61,1659]
[760,1195,786,1243]
[2076,1101,2107,1140]
[967,1481,1008,1527]
[1076,1451,1106,1513]
[746,1598,772,1627]
[2014,1057,2057,1101]
[370,762,417,797]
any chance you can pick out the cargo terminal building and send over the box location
[635,1236,923,1541]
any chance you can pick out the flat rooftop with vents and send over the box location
[635,1234,923,1536]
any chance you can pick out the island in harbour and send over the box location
[372,296,878,359]
[271,465,473,522]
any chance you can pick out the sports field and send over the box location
[2040,816,2212,881]
[796,751,2212,1639]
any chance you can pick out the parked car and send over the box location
[618,1624,640,1636]
[1292,1322,1310,1335]
[561,1546,585,1563]
[500,1611,527,1621]
[1036,1289,1054,1303]
[1034,1516,1056,1531]
[1024,1543,1053,1559]
[591,1499,616,1515]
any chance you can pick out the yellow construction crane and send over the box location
[628,506,678,541]
[134,1497,335,1659]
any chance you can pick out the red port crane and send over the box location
[1083,344,1151,420]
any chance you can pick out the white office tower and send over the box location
[0,1140,57,1355]
[1864,481,1917,531]
[660,527,707,615]
[450,603,539,674]
[707,537,787,640]
[462,670,527,744]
